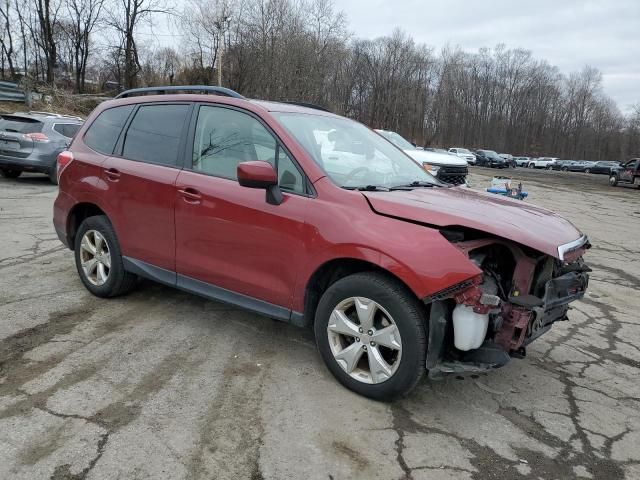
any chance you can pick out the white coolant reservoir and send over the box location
[452,304,489,351]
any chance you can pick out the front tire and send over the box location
[314,272,427,400]
[528,163,535,169]
[74,215,137,297]
[0,167,22,178]
[584,168,591,174]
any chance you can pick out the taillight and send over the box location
[57,151,74,181]
[23,132,49,142]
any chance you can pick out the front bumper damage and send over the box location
[426,236,590,378]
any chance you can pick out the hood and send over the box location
[403,149,469,166]
[363,187,583,259]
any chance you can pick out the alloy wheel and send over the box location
[327,297,402,384]
[79,230,111,286]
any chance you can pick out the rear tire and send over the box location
[314,272,427,400]
[48,168,58,185]
[585,169,591,174]
[528,163,535,169]
[0,168,22,178]
[562,167,569,172]
[74,215,137,298]
[609,175,618,187]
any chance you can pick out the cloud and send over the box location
[339,0,640,113]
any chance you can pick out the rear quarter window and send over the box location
[84,105,134,155]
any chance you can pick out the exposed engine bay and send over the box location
[426,232,591,377]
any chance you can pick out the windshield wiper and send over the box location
[343,185,392,192]
[389,181,439,190]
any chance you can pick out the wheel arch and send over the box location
[299,257,423,328]
[67,202,109,248]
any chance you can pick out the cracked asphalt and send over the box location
[1,168,639,480]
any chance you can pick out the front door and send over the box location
[174,104,310,311]
[101,103,192,272]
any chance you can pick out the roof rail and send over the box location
[281,101,331,113]
[115,85,244,99]
[14,111,84,121]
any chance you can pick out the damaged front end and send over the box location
[426,233,591,378]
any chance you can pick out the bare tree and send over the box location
[106,0,169,89]
[34,0,61,83]
[64,0,105,92]
[0,0,16,78]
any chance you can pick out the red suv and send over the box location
[54,86,591,399]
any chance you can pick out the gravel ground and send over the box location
[1,167,639,480]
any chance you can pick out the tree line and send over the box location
[1,0,638,160]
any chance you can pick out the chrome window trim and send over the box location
[558,235,588,261]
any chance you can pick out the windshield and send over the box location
[457,148,472,154]
[275,113,438,189]
[376,130,416,151]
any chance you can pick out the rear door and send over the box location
[102,102,192,272]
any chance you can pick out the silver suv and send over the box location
[0,111,83,184]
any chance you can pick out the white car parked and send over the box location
[448,147,476,164]
[376,130,469,185]
[528,157,559,169]
[513,156,530,167]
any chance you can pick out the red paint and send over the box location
[54,93,586,316]
[237,161,278,187]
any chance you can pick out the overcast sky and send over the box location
[152,0,639,114]
[337,0,639,114]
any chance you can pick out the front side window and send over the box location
[122,104,190,167]
[274,113,436,189]
[192,106,305,193]
[84,105,134,155]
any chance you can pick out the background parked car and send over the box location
[424,147,450,154]
[499,154,516,168]
[475,149,508,168]
[0,111,83,184]
[376,130,469,184]
[513,156,530,167]
[609,158,640,188]
[528,157,558,169]
[448,147,476,164]
[552,160,575,171]
[577,161,597,173]
[590,161,621,175]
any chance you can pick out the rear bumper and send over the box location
[0,152,56,173]
[53,190,74,249]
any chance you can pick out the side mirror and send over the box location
[237,161,283,205]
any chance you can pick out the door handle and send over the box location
[178,187,202,203]
[104,168,121,181]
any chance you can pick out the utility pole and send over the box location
[214,15,231,87]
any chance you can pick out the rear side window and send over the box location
[84,105,134,155]
[53,123,81,138]
[121,104,189,167]
[0,115,43,134]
